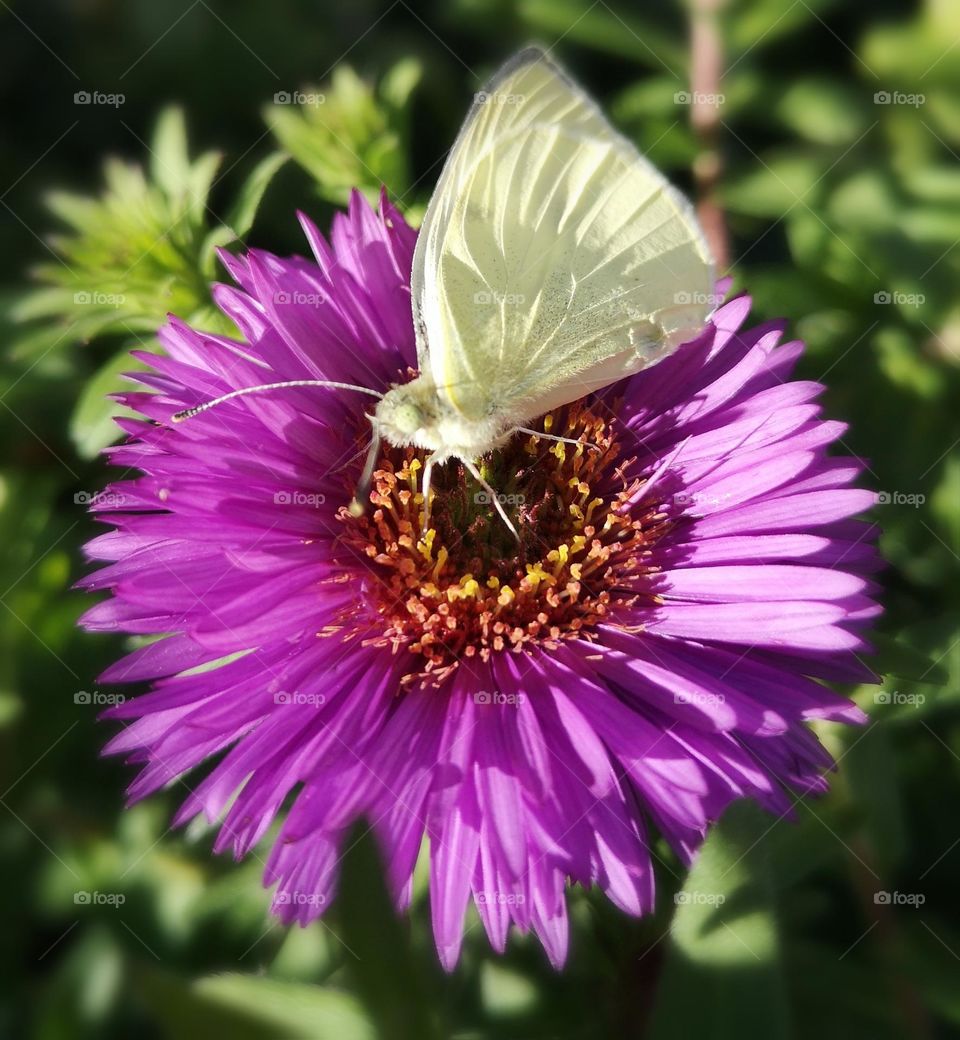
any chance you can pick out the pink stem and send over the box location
[689,0,730,271]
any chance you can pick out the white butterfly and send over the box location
[176,47,715,536]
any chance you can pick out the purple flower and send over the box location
[79,190,880,969]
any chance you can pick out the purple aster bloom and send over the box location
[79,190,880,970]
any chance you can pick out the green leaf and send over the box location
[150,108,194,198]
[647,801,789,1040]
[842,723,907,876]
[479,960,539,1018]
[775,79,869,146]
[70,347,155,459]
[827,170,900,233]
[336,823,439,1040]
[729,0,840,52]
[870,632,948,685]
[265,61,418,208]
[379,57,423,113]
[861,2,960,87]
[136,967,376,1040]
[786,940,904,1040]
[222,152,289,241]
[15,125,219,356]
[183,149,224,224]
[902,919,960,1025]
[723,151,823,218]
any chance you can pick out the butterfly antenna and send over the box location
[515,426,602,453]
[172,380,383,422]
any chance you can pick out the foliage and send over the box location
[264,59,423,216]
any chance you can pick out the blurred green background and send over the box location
[1,0,958,1036]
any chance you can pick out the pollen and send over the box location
[335,401,670,685]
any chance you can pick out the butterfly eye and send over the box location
[394,402,423,435]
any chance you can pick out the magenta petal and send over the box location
[661,564,867,603]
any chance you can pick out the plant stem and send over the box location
[689,0,730,271]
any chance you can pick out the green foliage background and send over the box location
[1,0,958,1036]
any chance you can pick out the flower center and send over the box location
[335,401,670,685]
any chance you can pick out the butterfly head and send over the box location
[385,398,423,438]
[374,378,438,449]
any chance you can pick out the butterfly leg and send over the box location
[462,458,519,540]
[349,420,382,517]
[420,449,440,535]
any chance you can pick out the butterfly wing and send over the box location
[411,46,715,424]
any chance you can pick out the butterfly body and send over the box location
[375,377,512,463]
[385,46,712,481]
